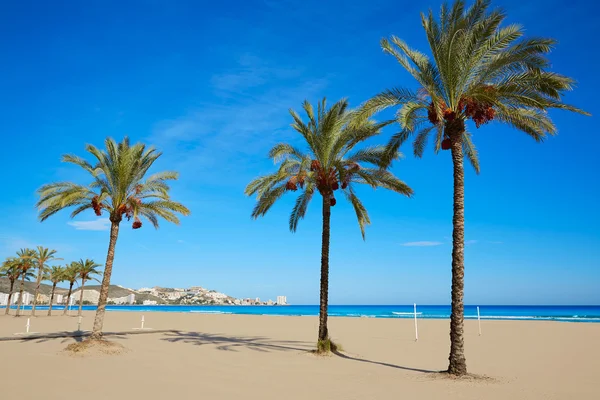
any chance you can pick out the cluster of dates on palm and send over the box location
[284,160,361,207]
[91,196,104,216]
[92,196,142,229]
[427,87,496,150]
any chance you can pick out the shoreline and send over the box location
[2,304,600,323]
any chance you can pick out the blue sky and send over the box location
[1,0,598,305]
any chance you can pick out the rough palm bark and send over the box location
[63,282,74,316]
[47,283,57,316]
[77,279,87,317]
[91,222,120,339]
[15,273,27,317]
[317,195,331,349]
[5,279,15,315]
[31,267,45,317]
[448,132,467,375]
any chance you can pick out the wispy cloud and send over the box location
[67,218,111,231]
[149,54,328,187]
[465,240,478,246]
[0,235,37,252]
[401,241,443,247]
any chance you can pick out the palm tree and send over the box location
[14,249,37,317]
[31,246,61,316]
[359,0,589,375]
[246,98,412,352]
[62,264,79,316]
[73,259,102,317]
[1,258,23,315]
[45,265,66,316]
[36,137,190,339]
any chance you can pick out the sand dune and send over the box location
[1,311,598,399]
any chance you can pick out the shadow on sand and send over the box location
[1,328,439,373]
[160,330,313,353]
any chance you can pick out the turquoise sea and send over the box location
[6,304,600,323]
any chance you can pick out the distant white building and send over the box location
[164,291,185,301]
[71,289,100,304]
[206,291,227,300]
[267,299,274,306]
[0,293,8,306]
[111,293,135,305]
[56,294,64,304]
[12,292,33,305]
[276,296,287,305]
[143,299,157,305]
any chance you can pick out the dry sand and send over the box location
[1,310,599,399]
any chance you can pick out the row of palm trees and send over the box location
[31,0,587,376]
[1,248,102,318]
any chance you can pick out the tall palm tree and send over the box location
[1,258,24,315]
[31,246,61,316]
[73,259,102,317]
[45,265,66,316]
[36,137,190,339]
[359,0,589,375]
[14,249,37,317]
[62,264,79,316]
[246,98,412,352]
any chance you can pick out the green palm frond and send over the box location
[246,97,412,239]
[73,259,102,283]
[36,137,190,230]
[360,0,588,169]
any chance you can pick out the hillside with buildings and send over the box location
[1,277,287,307]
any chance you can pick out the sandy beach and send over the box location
[0,311,598,399]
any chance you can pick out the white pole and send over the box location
[141,315,145,329]
[26,318,30,334]
[413,303,418,341]
[477,306,482,336]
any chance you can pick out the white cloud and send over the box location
[149,56,328,187]
[67,218,111,231]
[465,240,478,245]
[401,241,443,247]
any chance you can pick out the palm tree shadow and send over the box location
[331,349,440,374]
[161,331,314,353]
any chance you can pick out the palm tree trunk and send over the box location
[31,266,44,317]
[15,273,26,317]
[317,195,331,350]
[48,283,57,316]
[63,283,73,316]
[5,279,15,315]
[447,133,467,376]
[91,221,120,339]
[78,280,86,317]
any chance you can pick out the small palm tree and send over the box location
[14,248,37,317]
[31,246,61,317]
[73,259,102,317]
[359,0,589,375]
[45,266,66,316]
[246,98,412,352]
[1,258,24,315]
[62,264,79,316]
[37,137,190,339]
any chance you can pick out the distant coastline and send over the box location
[5,304,599,323]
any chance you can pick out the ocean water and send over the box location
[7,304,600,323]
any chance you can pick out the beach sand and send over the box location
[1,311,598,399]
